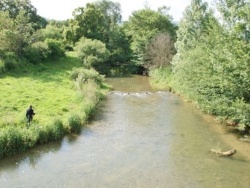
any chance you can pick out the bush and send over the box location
[45,39,65,59]
[4,58,18,70]
[0,59,5,73]
[68,114,82,133]
[232,99,250,131]
[0,127,23,156]
[70,67,104,86]
[74,37,110,73]
[150,66,172,90]
[84,102,96,118]
[50,119,65,141]
[0,52,19,71]
[24,42,50,63]
[33,125,50,145]
[34,119,65,144]
[20,128,38,149]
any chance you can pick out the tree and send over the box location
[216,0,250,41]
[0,0,46,29]
[69,0,122,45]
[169,0,250,129]
[74,37,110,73]
[144,33,176,70]
[0,10,33,56]
[63,19,79,45]
[67,1,131,74]
[123,8,176,67]
[37,23,64,41]
[93,0,132,70]
[171,0,219,110]
[71,3,106,43]
[174,0,211,54]
[0,11,15,53]
[107,25,132,66]
[94,0,122,26]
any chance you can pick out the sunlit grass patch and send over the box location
[0,54,81,127]
[149,66,172,91]
[0,51,111,158]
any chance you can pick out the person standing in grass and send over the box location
[26,105,35,127]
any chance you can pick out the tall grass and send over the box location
[0,52,109,158]
[149,66,172,91]
[0,59,5,73]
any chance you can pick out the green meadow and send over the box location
[0,52,109,158]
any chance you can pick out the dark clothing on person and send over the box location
[26,106,35,123]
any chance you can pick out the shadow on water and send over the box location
[105,75,156,92]
[0,134,79,172]
[0,55,81,83]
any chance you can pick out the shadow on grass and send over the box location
[0,55,82,83]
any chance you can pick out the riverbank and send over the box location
[149,67,250,137]
[202,113,250,161]
[1,75,250,188]
[0,52,110,159]
[148,69,250,161]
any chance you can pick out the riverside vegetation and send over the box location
[150,0,250,135]
[0,0,177,158]
[1,0,250,158]
[0,52,109,158]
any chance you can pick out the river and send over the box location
[0,75,250,188]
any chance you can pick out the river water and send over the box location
[0,75,250,188]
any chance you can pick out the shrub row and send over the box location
[24,39,65,64]
[0,117,81,158]
[150,66,250,133]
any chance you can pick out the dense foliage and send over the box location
[123,8,177,71]
[152,0,250,132]
[2,0,250,157]
[0,0,46,29]
[0,0,175,75]
[74,37,110,72]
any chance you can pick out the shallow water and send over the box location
[0,75,250,187]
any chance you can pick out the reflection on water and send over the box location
[0,76,250,188]
[105,75,156,92]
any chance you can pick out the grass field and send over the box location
[0,52,85,127]
[0,52,109,158]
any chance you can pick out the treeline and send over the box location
[0,0,177,76]
[0,0,64,69]
[151,0,250,132]
[2,0,248,134]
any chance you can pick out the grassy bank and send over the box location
[0,52,109,158]
[149,67,172,91]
